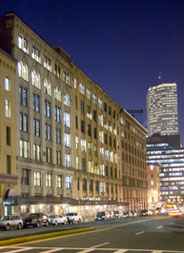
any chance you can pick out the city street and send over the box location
[0,216,184,252]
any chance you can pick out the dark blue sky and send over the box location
[1,0,184,142]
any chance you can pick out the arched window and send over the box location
[64,93,70,107]
[31,71,40,89]
[44,79,51,96]
[54,87,61,102]
[18,61,28,81]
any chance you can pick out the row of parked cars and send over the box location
[0,212,82,230]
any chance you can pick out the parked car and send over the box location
[114,211,123,219]
[0,214,23,230]
[129,211,137,217]
[123,212,129,218]
[23,213,49,227]
[66,213,82,224]
[48,214,67,225]
[95,211,111,221]
[140,209,148,216]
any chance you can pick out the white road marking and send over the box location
[42,248,64,253]
[5,247,33,253]
[157,226,163,229]
[76,242,110,252]
[114,249,128,252]
[135,231,144,235]
[93,242,110,248]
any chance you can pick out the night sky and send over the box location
[1,0,184,143]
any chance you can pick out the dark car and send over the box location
[95,211,110,221]
[140,209,148,216]
[23,213,49,227]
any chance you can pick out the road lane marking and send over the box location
[135,231,144,235]
[76,242,110,252]
[43,248,64,252]
[157,226,163,229]
[114,250,128,252]
[5,247,33,253]
[12,217,166,246]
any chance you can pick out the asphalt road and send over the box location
[0,216,184,252]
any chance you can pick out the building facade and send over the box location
[120,109,148,211]
[147,134,184,205]
[0,12,148,217]
[147,83,178,136]
[0,49,17,216]
[147,164,160,209]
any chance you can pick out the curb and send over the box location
[0,227,94,246]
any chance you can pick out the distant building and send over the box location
[147,134,184,205]
[147,83,178,136]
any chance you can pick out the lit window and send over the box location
[34,171,41,186]
[63,72,70,84]
[20,140,29,158]
[65,154,71,168]
[54,87,61,101]
[81,139,86,152]
[5,99,11,118]
[64,133,71,147]
[4,77,10,91]
[33,144,41,161]
[74,78,77,88]
[98,98,102,108]
[57,175,62,188]
[46,173,52,187]
[18,61,28,81]
[64,112,70,127]
[31,71,40,89]
[32,46,40,62]
[76,156,79,170]
[44,56,52,71]
[65,176,72,189]
[93,94,97,104]
[79,82,85,95]
[18,35,28,53]
[64,94,70,107]
[44,79,51,96]
[86,88,91,100]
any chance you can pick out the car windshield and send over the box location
[49,215,57,218]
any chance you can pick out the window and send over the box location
[86,88,91,99]
[81,139,86,152]
[98,98,102,108]
[46,173,52,187]
[55,106,61,122]
[89,180,93,192]
[79,82,84,95]
[63,72,70,84]
[64,112,70,127]
[75,136,79,149]
[44,100,51,117]
[75,96,78,109]
[18,35,28,53]
[82,158,86,171]
[56,128,61,144]
[64,94,70,107]
[76,116,78,129]
[33,94,40,112]
[87,124,91,136]
[105,149,108,160]
[106,182,109,193]
[88,161,92,173]
[56,151,62,165]
[65,176,72,189]
[80,100,84,114]
[76,156,79,170]
[108,106,111,115]
[96,181,99,192]
[104,133,107,144]
[104,102,107,112]
[20,140,29,158]
[34,171,42,186]
[93,110,97,122]
[32,46,40,62]
[101,182,105,193]
[93,94,97,104]
[46,147,52,163]
[77,177,80,191]
[64,133,71,147]
[100,164,104,175]
[31,71,40,89]
[21,168,29,185]
[94,127,97,139]
[20,113,28,132]
[4,77,10,91]
[5,99,11,118]
[94,145,97,157]
[109,136,112,146]
[33,119,40,136]
[19,87,27,106]
[99,114,103,126]
[88,142,92,155]
[74,78,77,88]
[57,175,62,188]
[83,178,87,192]
[6,127,11,146]
[111,183,113,194]
[18,61,28,81]
[99,147,103,159]
[44,56,52,71]
[6,155,11,174]
[45,123,52,140]
[33,144,41,161]
[113,110,116,119]
[81,120,85,133]
[99,131,103,143]
[105,166,109,176]
[44,79,51,96]
[87,105,91,118]
[65,154,71,167]
[54,64,60,78]
[54,87,61,101]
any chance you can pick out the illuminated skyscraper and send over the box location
[147,83,178,136]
